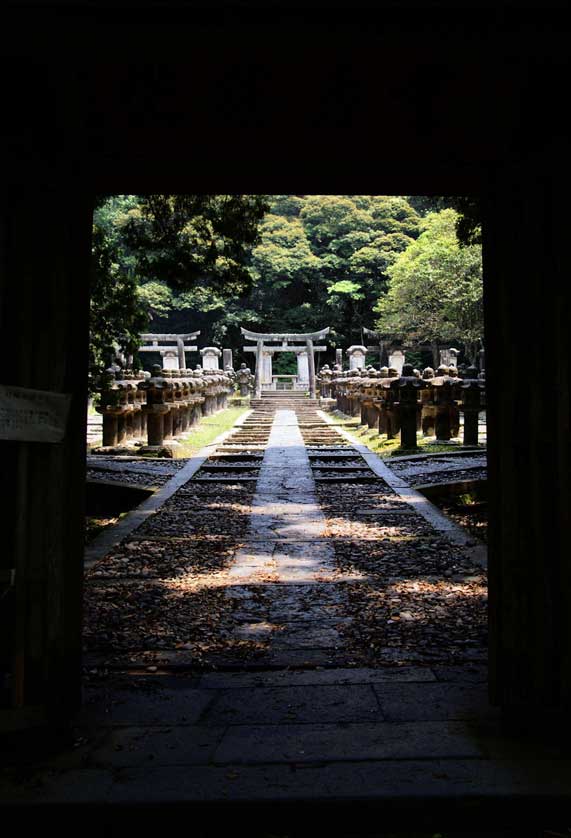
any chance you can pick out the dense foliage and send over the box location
[209,195,423,357]
[89,194,483,382]
[89,196,147,386]
[374,209,483,363]
[89,194,269,388]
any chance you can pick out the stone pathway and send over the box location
[82,398,488,670]
[3,399,569,818]
[226,408,350,666]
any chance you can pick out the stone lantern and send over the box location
[392,363,426,448]
[139,364,172,447]
[237,363,253,396]
[95,367,141,449]
[461,366,484,446]
[431,365,462,441]
[318,364,333,399]
[420,367,436,436]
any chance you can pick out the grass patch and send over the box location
[327,411,485,458]
[174,404,249,457]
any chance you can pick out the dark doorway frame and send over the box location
[1,5,568,748]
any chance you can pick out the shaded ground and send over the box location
[430,493,488,544]
[3,400,570,817]
[82,404,487,672]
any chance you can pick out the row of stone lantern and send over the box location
[95,365,234,451]
[318,363,485,448]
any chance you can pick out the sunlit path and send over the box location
[226,408,350,666]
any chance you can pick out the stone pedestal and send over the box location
[102,413,118,447]
[262,352,273,387]
[388,349,405,375]
[297,351,309,388]
[434,382,454,440]
[396,370,424,449]
[461,373,483,446]
[200,347,222,370]
[223,348,233,370]
[161,350,179,370]
[145,409,168,446]
[440,347,460,368]
[347,345,367,370]
[116,414,127,444]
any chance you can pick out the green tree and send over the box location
[123,194,269,295]
[408,196,481,246]
[211,195,421,357]
[89,194,269,388]
[374,209,483,362]
[91,195,480,378]
[89,196,148,389]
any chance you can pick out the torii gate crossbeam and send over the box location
[241,327,330,398]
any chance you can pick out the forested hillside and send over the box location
[90,194,482,378]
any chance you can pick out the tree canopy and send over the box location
[211,195,423,354]
[374,209,484,362]
[89,194,483,383]
[89,194,269,387]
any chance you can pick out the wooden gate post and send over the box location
[1,187,92,725]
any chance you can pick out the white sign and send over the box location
[0,384,71,442]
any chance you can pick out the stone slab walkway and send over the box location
[2,400,569,823]
[226,409,350,666]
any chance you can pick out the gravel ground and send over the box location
[409,467,487,487]
[312,439,487,667]
[83,408,488,671]
[87,456,187,488]
[86,469,170,489]
[386,453,487,488]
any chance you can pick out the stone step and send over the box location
[233,436,272,439]
[310,465,371,472]
[314,475,383,483]
[199,464,262,471]
[250,398,319,409]
[260,392,310,398]
[208,453,265,461]
[193,476,259,483]
[307,453,361,460]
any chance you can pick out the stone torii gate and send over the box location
[241,327,330,399]
[138,332,200,370]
